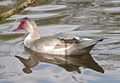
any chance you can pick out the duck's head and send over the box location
[13,17,38,34]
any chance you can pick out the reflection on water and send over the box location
[0,0,120,83]
[15,46,104,74]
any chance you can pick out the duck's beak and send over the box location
[13,27,21,31]
[13,24,23,31]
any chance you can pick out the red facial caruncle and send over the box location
[13,20,27,31]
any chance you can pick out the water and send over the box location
[0,0,120,83]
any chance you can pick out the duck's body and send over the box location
[26,35,101,55]
[13,17,103,56]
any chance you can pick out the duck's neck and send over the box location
[24,32,40,48]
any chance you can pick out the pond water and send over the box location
[0,0,120,83]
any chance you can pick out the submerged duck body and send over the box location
[13,17,103,56]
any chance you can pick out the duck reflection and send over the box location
[15,46,104,74]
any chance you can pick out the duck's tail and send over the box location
[83,38,104,53]
[96,38,104,43]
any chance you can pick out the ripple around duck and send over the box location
[107,0,120,4]
[7,13,60,20]
[102,7,120,14]
[0,57,22,79]
[25,5,68,12]
[60,0,93,3]
[90,7,120,14]
[38,25,80,36]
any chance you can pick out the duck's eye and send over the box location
[22,21,26,24]
[22,22,25,23]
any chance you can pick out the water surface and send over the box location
[0,0,120,83]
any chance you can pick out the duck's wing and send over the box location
[33,36,77,49]
[33,36,60,47]
[32,36,67,53]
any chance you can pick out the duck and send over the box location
[13,17,103,56]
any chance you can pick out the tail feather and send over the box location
[96,38,104,43]
[83,38,103,53]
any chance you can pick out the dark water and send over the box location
[0,0,120,83]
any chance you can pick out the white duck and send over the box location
[13,17,103,56]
